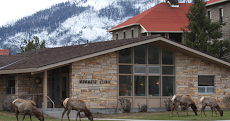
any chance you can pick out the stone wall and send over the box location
[70,52,118,108]
[0,75,6,110]
[176,52,230,108]
[206,1,230,41]
[112,25,141,40]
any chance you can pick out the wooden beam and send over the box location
[43,70,47,108]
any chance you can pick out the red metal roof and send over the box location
[108,3,192,32]
[0,49,10,55]
[206,0,224,5]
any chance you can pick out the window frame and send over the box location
[6,76,15,95]
[208,11,211,20]
[219,8,223,22]
[198,75,215,94]
[118,43,175,97]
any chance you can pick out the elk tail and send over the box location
[200,96,205,102]
[171,95,177,103]
[63,98,70,108]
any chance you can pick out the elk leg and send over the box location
[22,114,26,121]
[30,114,32,121]
[211,107,213,117]
[77,111,81,121]
[67,110,71,121]
[171,104,175,117]
[213,107,218,116]
[186,105,189,116]
[175,105,179,117]
[61,108,68,121]
[200,107,203,117]
[203,106,206,117]
[15,110,19,121]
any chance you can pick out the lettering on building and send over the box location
[79,79,111,84]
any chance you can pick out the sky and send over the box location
[0,0,68,26]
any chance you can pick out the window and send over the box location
[7,76,15,94]
[148,44,160,64]
[131,30,134,37]
[149,66,160,75]
[198,76,214,94]
[162,48,175,65]
[118,43,175,97]
[116,33,118,40]
[219,8,223,22]
[208,11,211,20]
[119,75,133,96]
[149,76,160,96]
[119,48,132,63]
[134,45,147,64]
[124,32,126,39]
[135,76,147,96]
[162,76,175,96]
[119,65,133,74]
[134,65,147,74]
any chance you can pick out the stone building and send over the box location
[206,0,230,41]
[107,2,192,43]
[1,35,230,113]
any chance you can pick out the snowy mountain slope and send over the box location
[0,0,191,54]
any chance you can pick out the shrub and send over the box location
[118,98,131,113]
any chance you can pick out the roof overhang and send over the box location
[206,0,229,6]
[107,23,140,32]
[1,36,230,74]
[143,31,184,33]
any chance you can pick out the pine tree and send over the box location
[182,0,230,60]
[20,36,46,52]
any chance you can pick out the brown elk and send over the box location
[200,96,223,117]
[61,98,93,121]
[171,94,198,117]
[12,98,44,121]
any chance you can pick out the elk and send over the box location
[12,98,44,121]
[61,98,93,121]
[171,94,198,117]
[200,96,223,117]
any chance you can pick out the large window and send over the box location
[7,76,15,94]
[118,43,175,97]
[198,75,214,94]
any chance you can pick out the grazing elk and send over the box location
[61,98,93,121]
[171,94,198,117]
[12,98,44,121]
[200,96,223,117]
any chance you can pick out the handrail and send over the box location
[46,96,55,117]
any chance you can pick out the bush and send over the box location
[138,103,148,112]
[164,98,172,111]
[1,95,16,112]
[118,98,131,113]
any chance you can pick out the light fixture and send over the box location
[34,77,42,84]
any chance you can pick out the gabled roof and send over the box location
[0,35,230,74]
[108,3,191,33]
[0,49,10,55]
[206,0,229,6]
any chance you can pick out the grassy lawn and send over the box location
[1,110,230,121]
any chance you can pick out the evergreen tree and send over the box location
[182,0,230,59]
[20,36,46,52]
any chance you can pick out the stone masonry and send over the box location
[206,1,230,41]
[176,52,230,108]
[70,52,118,108]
